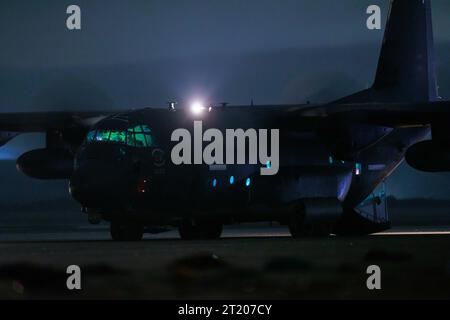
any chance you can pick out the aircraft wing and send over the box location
[0,111,114,132]
[0,101,449,143]
[0,111,117,147]
[293,101,450,128]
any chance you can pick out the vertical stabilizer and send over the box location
[337,0,438,103]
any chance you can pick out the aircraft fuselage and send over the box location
[69,106,429,229]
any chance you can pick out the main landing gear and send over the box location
[109,218,223,241]
[288,213,332,238]
[178,218,223,240]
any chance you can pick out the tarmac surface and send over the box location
[0,225,450,299]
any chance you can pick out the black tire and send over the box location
[110,221,144,241]
[178,218,223,240]
[311,223,333,237]
[198,219,223,239]
[289,215,332,238]
[178,219,200,240]
[288,213,307,238]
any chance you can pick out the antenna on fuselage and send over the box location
[168,101,177,111]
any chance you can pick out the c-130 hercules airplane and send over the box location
[0,0,447,240]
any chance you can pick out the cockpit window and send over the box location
[109,130,126,144]
[130,125,153,148]
[85,124,155,148]
[96,129,111,142]
[86,130,96,141]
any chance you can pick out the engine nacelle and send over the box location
[16,148,74,179]
[405,140,450,172]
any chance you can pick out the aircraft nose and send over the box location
[69,161,133,208]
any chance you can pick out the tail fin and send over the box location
[337,0,438,103]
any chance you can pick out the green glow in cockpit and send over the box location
[86,125,155,148]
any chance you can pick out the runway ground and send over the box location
[0,225,450,299]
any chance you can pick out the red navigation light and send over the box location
[137,178,149,194]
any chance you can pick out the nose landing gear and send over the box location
[110,221,144,241]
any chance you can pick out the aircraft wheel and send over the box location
[288,212,307,238]
[110,221,144,241]
[289,217,332,238]
[198,219,223,239]
[178,218,223,240]
[311,223,333,237]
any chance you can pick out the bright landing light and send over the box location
[190,101,206,115]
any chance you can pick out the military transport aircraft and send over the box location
[0,0,447,240]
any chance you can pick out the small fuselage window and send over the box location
[85,125,155,148]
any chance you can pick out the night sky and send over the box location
[0,0,450,201]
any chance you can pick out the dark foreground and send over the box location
[0,226,449,299]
